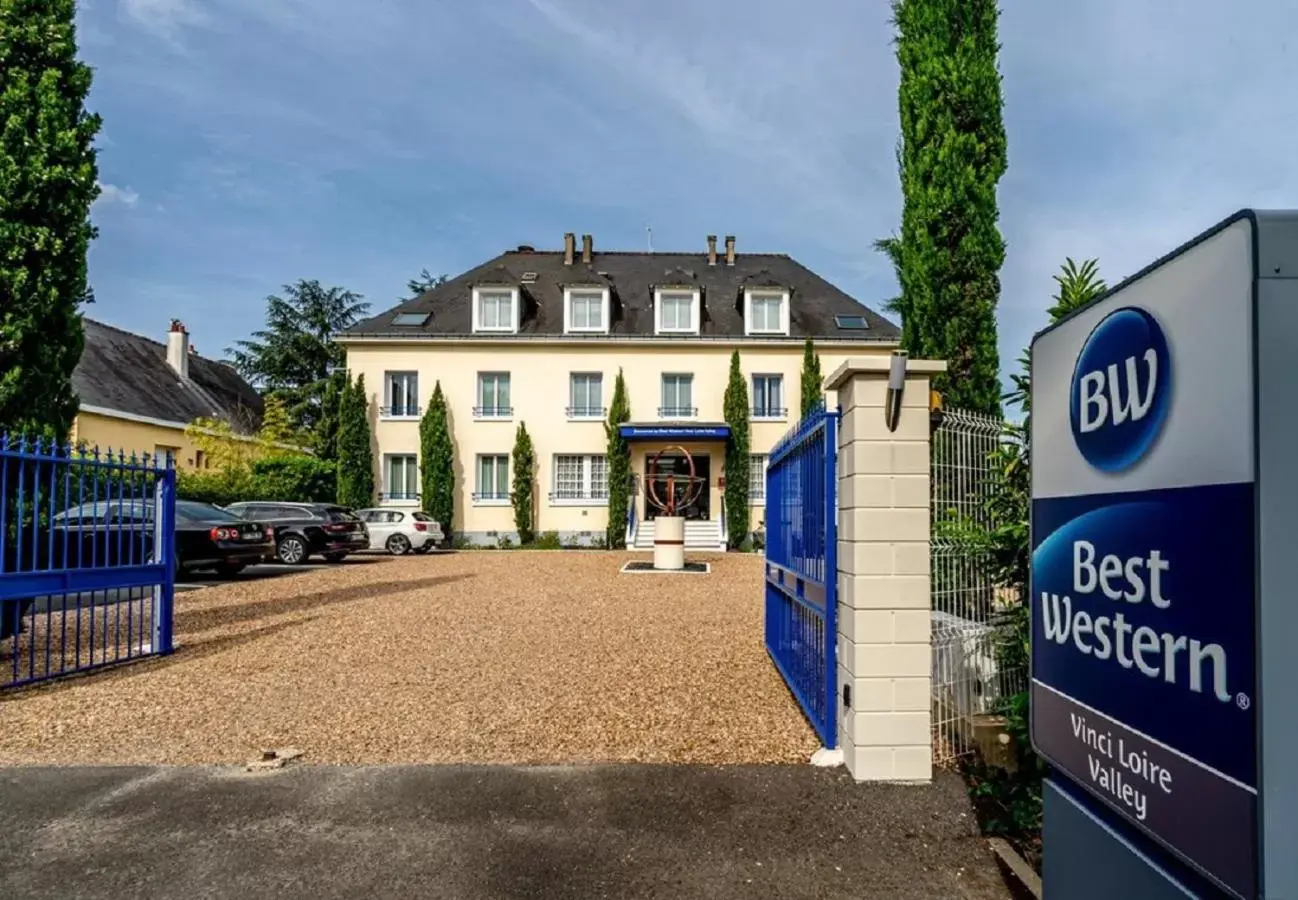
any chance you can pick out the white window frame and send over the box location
[654,288,701,335]
[471,286,520,334]
[384,453,420,505]
[751,374,786,420]
[475,372,512,420]
[474,454,511,505]
[568,372,604,420]
[563,287,610,334]
[660,373,695,419]
[550,454,609,506]
[382,371,420,419]
[749,454,768,504]
[744,289,790,336]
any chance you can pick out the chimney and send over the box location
[563,232,576,266]
[706,234,717,266]
[167,319,189,380]
[724,235,736,266]
[581,233,593,264]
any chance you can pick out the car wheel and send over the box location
[277,535,309,566]
[323,552,347,563]
[386,534,411,556]
[216,562,246,577]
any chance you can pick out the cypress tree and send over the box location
[314,370,345,462]
[419,381,455,538]
[604,369,631,549]
[335,374,374,509]
[877,0,1007,415]
[511,421,535,545]
[723,350,751,548]
[0,0,102,442]
[799,337,823,418]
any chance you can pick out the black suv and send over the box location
[224,501,369,565]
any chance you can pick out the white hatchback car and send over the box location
[354,508,445,555]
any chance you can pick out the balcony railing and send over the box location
[471,491,511,502]
[566,406,608,419]
[658,406,698,418]
[751,406,787,419]
[380,405,421,417]
[472,406,514,418]
[548,490,610,503]
[380,491,420,502]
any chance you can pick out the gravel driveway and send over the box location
[0,552,820,765]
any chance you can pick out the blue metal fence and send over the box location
[764,405,839,748]
[1,435,176,689]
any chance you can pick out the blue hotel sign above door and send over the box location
[1030,213,1272,899]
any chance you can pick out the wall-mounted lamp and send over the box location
[884,350,908,432]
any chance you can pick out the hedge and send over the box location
[176,456,337,507]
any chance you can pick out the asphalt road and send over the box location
[0,764,1012,900]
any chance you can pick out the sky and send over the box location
[79,0,1298,392]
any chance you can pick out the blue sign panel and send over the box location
[1030,217,1259,899]
[618,424,730,441]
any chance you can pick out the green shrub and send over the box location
[176,466,254,506]
[251,455,336,503]
[532,530,562,550]
[175,456,335,507]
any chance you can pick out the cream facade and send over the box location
[344,339,895,544]
[72,409,210,470]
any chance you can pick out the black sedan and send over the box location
[222,501,369,565]
[46,499,276,578]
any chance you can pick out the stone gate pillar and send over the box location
[826,355,946,782]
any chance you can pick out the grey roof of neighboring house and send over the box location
[341,246,901,341]
[74,318,264,433]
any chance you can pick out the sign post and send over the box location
[1030,210,1297,900]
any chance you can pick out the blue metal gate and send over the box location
[1,435,176,689]
[764,405,838,747]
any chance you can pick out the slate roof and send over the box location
[341,245,900,341]
[74,318,264,433]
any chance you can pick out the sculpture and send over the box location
[644,445,707,570]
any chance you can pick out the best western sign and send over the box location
[1030,211,1298,900]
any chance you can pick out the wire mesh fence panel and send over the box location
[929,408,1027,764]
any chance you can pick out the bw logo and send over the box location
[1070,307,1172,473]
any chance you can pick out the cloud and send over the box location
[118,0,206,39]
[76,0,1298,400]
[96,182,139,207]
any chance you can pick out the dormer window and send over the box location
[472,286,519,333]
[744,289,789,335]
[564,287,610,334]
[654,288,700,335]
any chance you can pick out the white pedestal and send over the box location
[652,516,685,570]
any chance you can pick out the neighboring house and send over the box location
[71,318,263,469]
[338,233,901,547]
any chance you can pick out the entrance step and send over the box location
[631,519,725,551]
